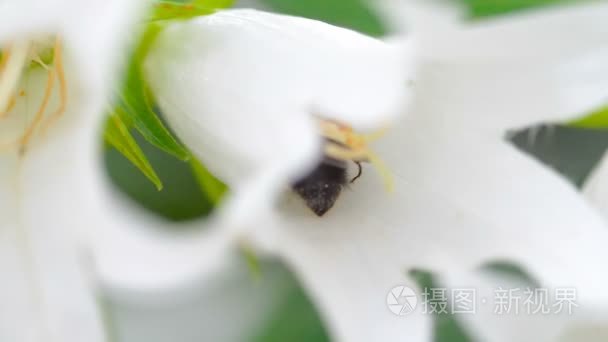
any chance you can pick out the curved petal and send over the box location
[275,224,432,341]
[414,1,608,133]
[1,154,100,342]
[89,185,240,299]
[110,260,290,342]
[145,9,414,185]
[269,219,432,342]
[0,1,146,340]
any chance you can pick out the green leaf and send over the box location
[189,157,228,205]
[192,0,235,8]
[104,113,163,190]
[258,0,386,36]
[105,132,218,221]
[480,260,540,287]
[151,1,214,21]
[253,265,330,342]
[151,0,235,21]
[460,0,576,18]
[116,23,190,162]
[569,106,608,129]
[408,269,473,342]
[105,0,237,192]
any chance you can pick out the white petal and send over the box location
[89,187,240,298]
[0,0,240,302]
[0,49,107,342]
[0,1,146,340]
[110,260,289,342]
[394,108,608,305]
[559,320,608,341]
[145,9,414,185]
[442,272,608,342]
[270,220,432,342]
[269,87,608,342]
[414,1,608,132]
[2,153,105,341]
[583,151,608,219]
[0,155,47,341]
[0,0,143,90]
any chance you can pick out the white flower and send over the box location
[95,4,608,342]
[0,1,145,341]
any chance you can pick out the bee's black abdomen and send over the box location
[292,159,348,216]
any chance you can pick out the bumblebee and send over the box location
[291,119,392,216]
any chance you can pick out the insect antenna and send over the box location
[350,161,362,183]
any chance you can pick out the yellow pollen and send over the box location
[319,119,394,192]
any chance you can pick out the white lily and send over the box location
[93,3,608,342]
[0,1,146,341]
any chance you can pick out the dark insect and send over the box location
[292,158,362,216]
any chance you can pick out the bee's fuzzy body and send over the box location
[292,158,348,216]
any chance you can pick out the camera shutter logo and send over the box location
[387,285,418,316]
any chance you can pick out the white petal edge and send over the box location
[372,0,465,34]
[413,1,608,133]
[270,222,433,342]
[583,151,608,221]
[110,260,291,342]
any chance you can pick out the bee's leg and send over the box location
[350,161,362,183]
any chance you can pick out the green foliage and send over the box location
[105,132,216,221]
[461,0,578,18]
[107,0,235,189]
[409,269,473,342]
[510,125,608,188]
[253,266,330,342]
[569,106,608,129]
[116,49,190,160]
[150,1,217,21]
[104,112,163,190]
[480,260,540,287]
[259,0,386,36]
[190,158,228,205]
